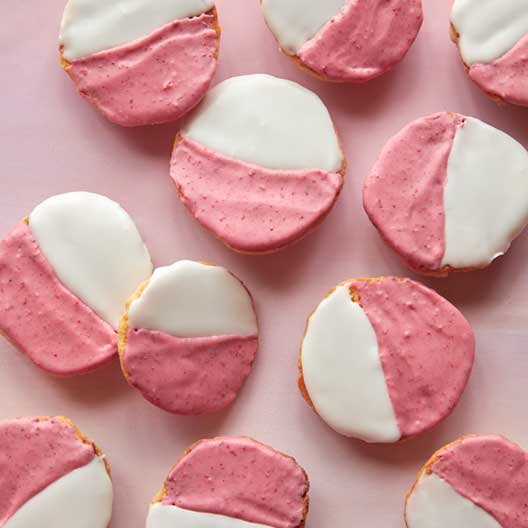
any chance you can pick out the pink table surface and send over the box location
[2,1,528,527]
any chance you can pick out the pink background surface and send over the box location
[1,1,528,526]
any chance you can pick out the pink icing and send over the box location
[0,417,95,524]
[432,435,528,528]
[170,137,343,253]
[0,223,117,376]
[66,14,218,127]
[468,34,528,108]
[163,437,309,528]
[363,113,465,272]
[352,278,474,439]
[297,0,423,82]
[123,328,258,415]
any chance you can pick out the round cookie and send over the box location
[405,435,528,528]
[0,192,152,376]
[59,0,220,126]
[118,260,258,415]
[146,437,309,528]
[170,74,345,254]
[261,0,423,83]
[0,416,113,528]
[363,113,528,276]
[299,277,475,443]
[451,0,528,107]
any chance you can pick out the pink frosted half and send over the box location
[432,435,528,528]
[0,223,117,376]
[363,113,464,272]
[170,137,343,253]
[469,34,528,108]
[352,278,475,439]
[163,437,309,528]
[298,0,423,82]
[66,14,218,127]
[123,328,258,415]
[0,417,95,524]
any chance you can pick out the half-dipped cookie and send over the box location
[451,0,528,107]
[170,74,345,254]
[118,260,258,415]
[146,437,309,528]
[0,192,152,376]
[363,113,528,276]
[0,416,113,528]
[299,277,474,442]
[60,0,220,126]
[405,435,528,527]
[262,0,423,82]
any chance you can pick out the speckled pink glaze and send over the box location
[0,417,95,524]
[363,113,465,272]
[162,437,309,528]
[0,223,117,376]
[352,278,474,438]
[66,14,218,127]
[297,0,423,82]
[123,329,258,415]
[468,34,528,108]
[170,137,343,253]
[432,435,528,528]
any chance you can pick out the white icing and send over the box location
[183,74,343,172]
[405,471,501,528]
[300,283,400,443]
[128,260,257,337]
[451,0,528,64]
[4,457,113,528]
[261,0,347,54]
[442,117,528,270]
[29,192,153,330]
[146,503,273,528]
[60,0,215,61]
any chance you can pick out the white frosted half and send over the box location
[262,0,347,54]
[29,192,153,329]
[451,0,528,64]
[442,117,528,270]
[301,283,400,443]
[128,260,257,337]
[405,471,501,528]
[146,503,273,528]
[60,0,215,61]
[5,457,113,528]
[182,74,343,172]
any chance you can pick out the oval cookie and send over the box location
[299,277,475,442]
[170,74,345,254]
[0,416,112,528]
[0,192,152,376]
[363,113,528,275]
[405,435,528,528]
[60,0,220,126]
[118,260,258,415]
[146,437,309,528]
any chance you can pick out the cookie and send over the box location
[0,416,112,528]
[170,74,345,254]
[299,277,474,443]
[451,0,528,107]
[0,192,152,376]
[405,435,528,527]
[363,113,528,276]
[118,260,258,415]
[261,0,423,83]
[146,437,309,528]
[59,0,220,126]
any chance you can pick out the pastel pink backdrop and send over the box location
[1,1,528,527]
